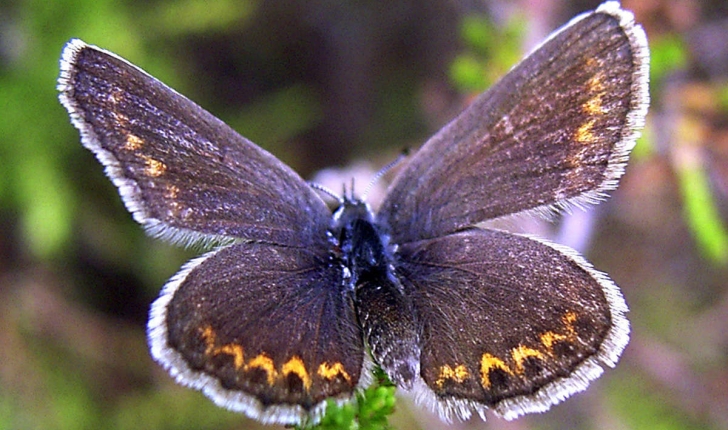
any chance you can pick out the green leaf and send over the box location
[676,148,728,264]
[449,12,526,94]
[297,367,396,430]
[650,34,688,94]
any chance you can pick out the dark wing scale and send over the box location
[58,39,330,247]
[395,228,628,421]
[377,6,648,243]
[148,241,364,425]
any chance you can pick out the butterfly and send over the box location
[58,1,648,425]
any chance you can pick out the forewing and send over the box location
[377,4,648,243]
[148,241,363,425]
[58,39,330,247]
[395,228,628,421]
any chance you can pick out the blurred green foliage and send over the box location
[677,154,728,264]
[719,82,728,113]
[649,33,688,96]
[608,374,708,430]
[652,33,728,265]
[150,0,254,35]
[448,13,526,93]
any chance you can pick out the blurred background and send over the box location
[1,0,727,429]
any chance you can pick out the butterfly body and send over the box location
[332,199,421,390]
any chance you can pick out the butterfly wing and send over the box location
[58,40,361,425]
[377,4,649,243]
[395,228,628,421]
[58,39,330,247]
[375,3,646,421]
[149,241,364,424]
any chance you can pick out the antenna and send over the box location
[309,182,343,205]
[362,148,410,200]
